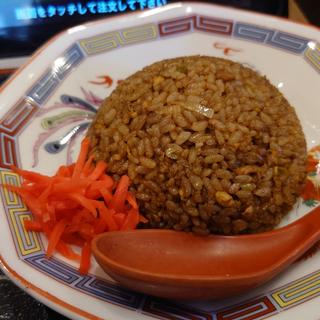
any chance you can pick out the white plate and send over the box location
[1,2,320,319]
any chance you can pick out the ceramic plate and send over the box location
[1,2,320,319]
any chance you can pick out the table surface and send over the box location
[0,1,315,319]
[0,268,68,320]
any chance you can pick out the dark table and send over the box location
[0,269,68,320]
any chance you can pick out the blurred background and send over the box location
[0,0,318,74]
[0,0,319,319]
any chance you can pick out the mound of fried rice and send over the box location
[88,56,307,235]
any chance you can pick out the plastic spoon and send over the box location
[92,206,320,300]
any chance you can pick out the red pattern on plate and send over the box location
[216,296,277,320]
[159,15,233,36]
[0,99,38,169]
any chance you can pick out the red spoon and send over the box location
[92,206,320,300]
